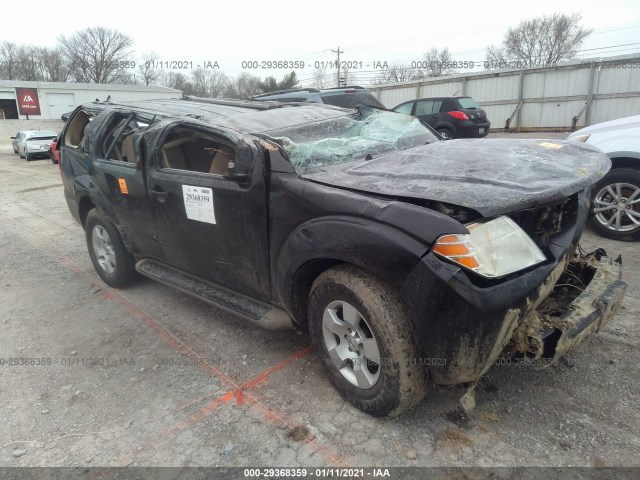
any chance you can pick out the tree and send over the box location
[420,47,457,77]
[191,68,230,98]
[373,63,418,85]
[312,66,328,88]
[38,47,71,82]
[12,45,41,81]
[258,72,299,93]
[137,52,160,86]
[158,71,195,95]
[0,42,19,79]
[224,72,262,98]
[60,27,134,83]
[486,13,592,68]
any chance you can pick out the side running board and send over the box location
[135,259,292,330]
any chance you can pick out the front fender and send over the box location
[276,216,429,323]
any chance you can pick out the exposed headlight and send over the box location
[433,216,546,278]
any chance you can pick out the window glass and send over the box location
[102,115,142,163]
[457,97,480,109]
[268,110,439,174]
[64,110,94,150]
[393,102,413,115]
[160,128,235,176]
[432,100,443,113]
[415,100,435,116]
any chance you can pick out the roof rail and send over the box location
[251,87,321,98]
[321,86,366,91]
[182,95,278,110]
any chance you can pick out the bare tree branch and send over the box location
[486,13,592,68]
[60,26,134,83]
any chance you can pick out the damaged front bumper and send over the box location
[511,255,626,366]
[402,249,627,385]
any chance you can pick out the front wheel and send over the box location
[590,168,640,241]
[308,265,429,417]
[85,209,141,288]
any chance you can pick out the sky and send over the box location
[2,0,639,86]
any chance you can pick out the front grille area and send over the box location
[508,194,579,250]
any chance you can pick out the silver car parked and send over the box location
[568,115,640,241]
[12,130,58,161]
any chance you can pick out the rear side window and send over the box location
[457,97,480,109]
[393,102,414,115]
[64,110,94,150]
[415,101,435,116]
[322,93,385,109]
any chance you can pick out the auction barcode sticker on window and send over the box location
[182,185,216,224]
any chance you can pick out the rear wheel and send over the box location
[308,265,429,417]
[437,128,453,140]
[590,168,640,241]
[85,209,141,288]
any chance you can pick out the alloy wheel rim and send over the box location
[593,182,640,232]
[321,300,381,389]
[92,225,116,274]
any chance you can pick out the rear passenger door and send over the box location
[89,110,162,258]
[143,120,271,301]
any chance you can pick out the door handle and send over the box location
[151,188,168,203]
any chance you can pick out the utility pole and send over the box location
[331,46,344,87]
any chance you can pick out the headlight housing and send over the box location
[433,216,546,278]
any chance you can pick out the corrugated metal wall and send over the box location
[370,55,640,130]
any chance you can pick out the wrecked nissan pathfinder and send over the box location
[58,97,627,417]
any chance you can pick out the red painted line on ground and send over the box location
[242,343,314,390]
[48,247,346,466]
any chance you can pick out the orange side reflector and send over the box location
[118,178,129,195]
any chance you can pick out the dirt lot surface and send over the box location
[1,133,639,469]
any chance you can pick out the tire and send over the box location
[308,265,429,417]
[590,167,640,241]
[437,128,453,140]
[25,153,32,161]
[19,149,24,159]
[85,209,141,288]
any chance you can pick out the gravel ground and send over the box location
[0,137,639,469]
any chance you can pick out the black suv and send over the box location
[251,86,386,109]
[57,97,625,417]
[393,96,490,139]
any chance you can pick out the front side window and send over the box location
[159,127,235,176]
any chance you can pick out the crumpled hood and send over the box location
[304,139,611,217]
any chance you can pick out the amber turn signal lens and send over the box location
[432,234,480,270]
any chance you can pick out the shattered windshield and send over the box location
[266,109,439,173]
